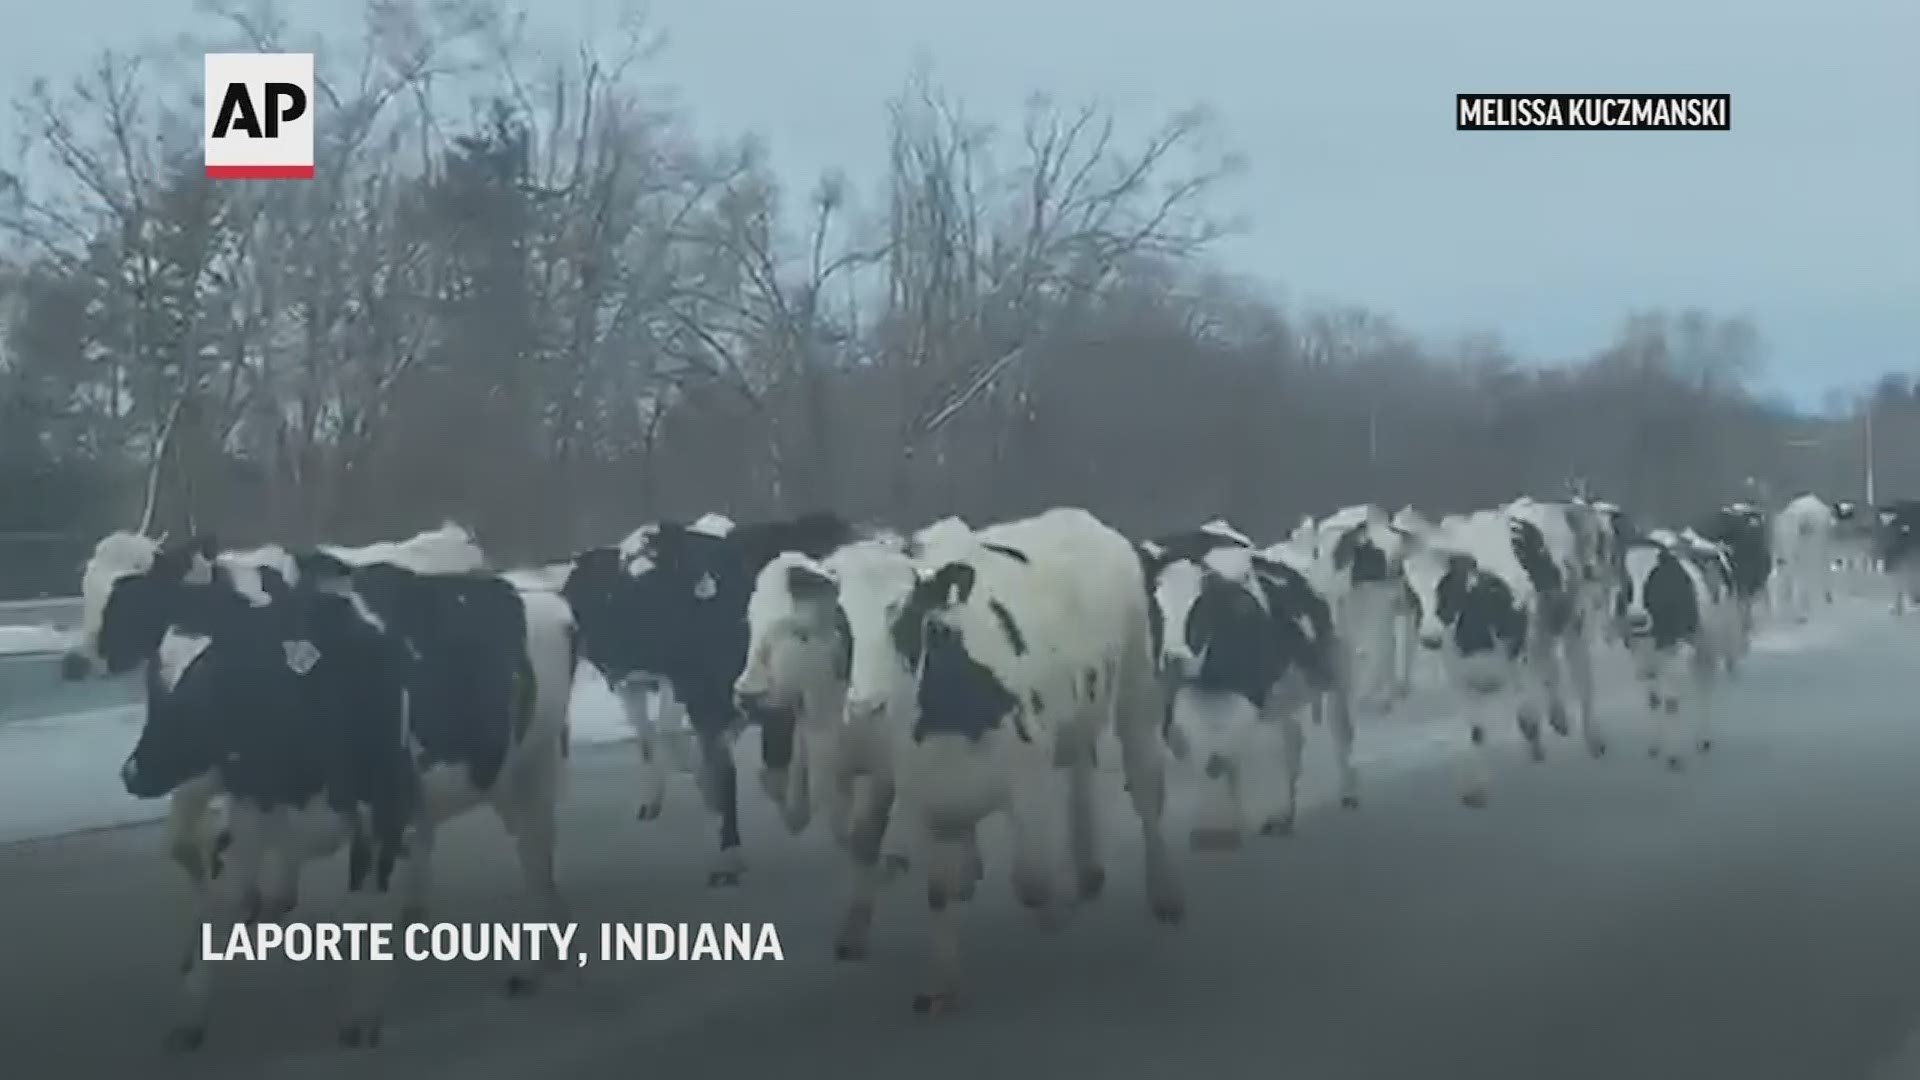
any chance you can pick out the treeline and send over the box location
[0,0,1899,598]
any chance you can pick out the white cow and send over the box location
[1299,504,1416,712]
[1770,494,1837,624]
[844,507,1183,1013]
[1149,538,1356,847]
[1402,504,1596,807]
[1617,528,1741,769]
[731,524,973,961]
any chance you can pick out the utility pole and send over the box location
[1864,398,1877,505]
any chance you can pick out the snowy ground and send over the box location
[0,591,1891,846]
[0,623,72,655]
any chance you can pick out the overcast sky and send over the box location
[6,0,1914,410]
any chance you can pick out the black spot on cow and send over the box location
[988,599,1027,655]
[981,543,1030,564]
[1435,556,1527,659]
[891,562,977,668]
[1616,544,1701,648]
[911,621,1018,743]
[830,603,852,681]
[1332,524,1391,584]
[1028,689,1045,714]
[1083,667,1099,700]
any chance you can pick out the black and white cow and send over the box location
[65,525,488,921]
[731,519,982,962]
[1615,528,1741,769]
[1295,504,1417,711]
[1694,500,1769,664]
[836,507,1183,1013]
[1401,503,1602,808]
[1143,525,1355,849]
[561,511,858,886]
[105,533,575,1050]
[1501,497,1607,755]
[1874,499,1920,614]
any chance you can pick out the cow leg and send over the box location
[1259,707,1307,835]
[399,823,438,924]
[1065,746,1105,900]
[912,821,973,1015]
[757,708,809,835]
[616,681,667,821]
[1007,753,1072,930]
[1393,611,1417,698]
[1534,639,1569,744]
[494,748,568,998]
[1459,686,1499,808]
[833,775,896,961]
[1689,646,1716,756]
[1564,628,1605,757]
[1325,677,1361,808]
[695,724,745,887]
[165,777,220,887]
[167,802,271,1052]
[1116,673,1184,924]
[339,815,423,1049]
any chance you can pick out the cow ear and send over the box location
[785,563,837,603]
[183,551,215,586]
[692,571,718,600]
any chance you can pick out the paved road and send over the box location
[6,610,1920,1080]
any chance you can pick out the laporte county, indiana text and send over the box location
[1457,94,1730,131]
[201,921,786,964]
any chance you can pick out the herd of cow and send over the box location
[51,489,1920,1050]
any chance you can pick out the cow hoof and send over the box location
[1258,817,1294,837]
[1189,826,1244,852]
[1587,740,1608,759]
[833,939,868,962]
[912,991,957,1016]
[1698,738,1713,753]
[882,853,912,877]
[1666,756,1686,773]
[240,889,264,924]
[164,1024,207,1052]
[1647,746,1660,759]
[1151,896,1187,925]
[707,869,743,888]
[1013,874,1052,911]
[1460,791,1489,809]
[1340,793,1361,810]
[1547,708,1571,737]
[954,878,978,902]
[262,895,297,922]
[1526,743,1546,763]
[338,1018,383,1048]
[635,800,664,822]
[505,973,539,998]
[399,904,429,927]
[1077,865,1107,899]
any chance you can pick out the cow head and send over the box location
[735,553,850,714]
[1616,541,1675,638]
[67,532,222,680]
[1402,542,1478,650]
[883,559,1018,741]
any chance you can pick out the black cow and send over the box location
[110,536,577,1051]
[562,511,858,886]
[1694,501,1770,640]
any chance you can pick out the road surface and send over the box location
[6,606,1920,1080]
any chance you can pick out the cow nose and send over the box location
[60,651,92,681]
[846,697,885,724]
[1419,633,1443,651]
[1624,611,1652,634]
[1203,753,1232,780]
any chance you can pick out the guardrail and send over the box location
[0,596,82,629]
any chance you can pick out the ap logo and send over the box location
[204,53,314,180]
